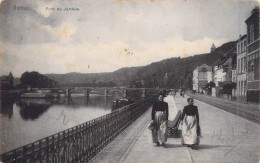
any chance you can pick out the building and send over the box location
[245,7,259,103]
[222,52,237,83]
[213,65,226,87]
[193,64,212,92]
[236,34,247,100]
[232,69,237,83]
[0,72,14,89]
[211,43,216,53]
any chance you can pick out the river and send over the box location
[0,94,121,154]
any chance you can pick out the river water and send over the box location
[0,94,120,154]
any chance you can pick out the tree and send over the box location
[20,71,59,88]
[205,81,216,95]
[219,82,236,95]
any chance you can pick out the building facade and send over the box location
[236,34,247,99]
[213,65,226,87]
[193,64,212,92]
[222,53,237,83]
[245,7,260,103]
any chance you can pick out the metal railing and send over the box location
[1,97,156,163]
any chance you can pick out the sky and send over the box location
[0,0,259,77]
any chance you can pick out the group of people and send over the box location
[150,93,200,150]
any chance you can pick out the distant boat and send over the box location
[112,98,133,110]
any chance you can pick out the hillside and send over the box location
[46,41,236,89]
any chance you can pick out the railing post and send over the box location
[23,146,26,162]
[31,143,34,161]
[46,137,49,162]
[52,135,55,162]
[39,140,42,162]
[63,131,65,162]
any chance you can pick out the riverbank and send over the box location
[0,90,22,99]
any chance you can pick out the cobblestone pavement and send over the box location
[91,94,260,163]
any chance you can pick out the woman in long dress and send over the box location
[180,98,200,150]
[151,94,169,148]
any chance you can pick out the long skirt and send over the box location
[181,115,199,145]
[152,111,167,143]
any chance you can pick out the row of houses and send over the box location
[193,7,259,103]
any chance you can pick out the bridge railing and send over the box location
[1,96,157,163]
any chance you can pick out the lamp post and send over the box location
[153,73,156,88]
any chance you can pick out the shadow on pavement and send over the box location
[164,144,183,148]
[198,144,233,150]
[164,144,233,149]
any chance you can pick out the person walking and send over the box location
[151,94,169,148]
[180,98,200,150]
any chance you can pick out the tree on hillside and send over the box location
[20,71,58,88]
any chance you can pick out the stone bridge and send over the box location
[38,87,164,99]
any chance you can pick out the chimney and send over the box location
[251,6,259,14]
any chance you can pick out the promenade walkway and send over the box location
[91,95,260,163]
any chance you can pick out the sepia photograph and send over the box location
[0,0,259,162]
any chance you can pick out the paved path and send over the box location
[91,94,260,163]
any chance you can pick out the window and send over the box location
[238,81,241,95]
[244,57,246,72]
[238,44,240,54]
[242,81,244,96]
[251,64,254,72]
[244,81,247,95]
[237,59,240,73]
[250,24,254,43]
[241,42,244,52]
[244,40,247,51]
[241,58,243,73]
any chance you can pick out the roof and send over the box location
[237,34,247,42]
[197,64,212,72]
[245,7,259,24]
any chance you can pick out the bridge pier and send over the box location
[84,89,90,99]
[123,89,128,99]
[141,89,146,99]
[104,88,108,97]
[65,88,71,100]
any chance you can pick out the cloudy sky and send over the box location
[0,0,258,77]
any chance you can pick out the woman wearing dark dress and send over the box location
[151,94,169,148]
[180,98,200,150]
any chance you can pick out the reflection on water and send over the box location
[0,95,117,154]
[18,99,52,120]
[0,98,14,119]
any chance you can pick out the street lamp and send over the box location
[153,73,156,83]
